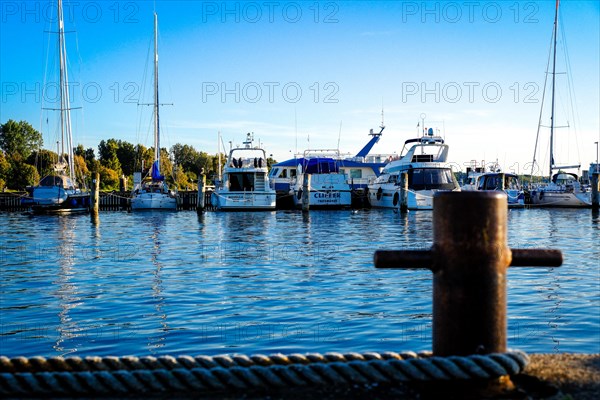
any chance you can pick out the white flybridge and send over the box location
[211,133,276,211]
[530,0,591,208]
[368,119,460,210]
[131,12,178,211]
[29,0,89,214]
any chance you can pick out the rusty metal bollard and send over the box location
[374,192,562,356]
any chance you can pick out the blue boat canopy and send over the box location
[302,158,339,174]
[151,160,165,181]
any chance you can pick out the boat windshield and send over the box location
[408,168,456,190]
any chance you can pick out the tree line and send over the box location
[0,119,276,191]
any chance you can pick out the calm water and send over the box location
[1,209,598,357]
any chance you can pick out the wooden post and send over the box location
[197,171,206,213]
[592,173,599,210]
[302,173,310,212]
[91,172,100,216]
[399,172,408,212]
[498,173,505,191]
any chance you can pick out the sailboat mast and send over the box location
[549,0,559,178]
[154,12,160,167]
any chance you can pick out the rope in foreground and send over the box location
[0,351,528,396]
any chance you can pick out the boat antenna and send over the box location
[218,131,222,179]
[337,120,342,151]
[420,113,426,137]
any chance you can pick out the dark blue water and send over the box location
[1,209,598,357]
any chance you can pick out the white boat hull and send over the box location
[292,189,352,209]
[131,193,178,210]
[530,190,591,208]
[368,186,440,210]
[211,191,276,210]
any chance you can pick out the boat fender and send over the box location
[239,158,244,168]
[259,158,263,168]
[297,188,302,200]
[376,187,383,201]
[254,158,258,168]
[232,159,238,168]
[393,192,399,206]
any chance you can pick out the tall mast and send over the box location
[57,0,75,181]
[154,12,160,167]
[549,0,559,178]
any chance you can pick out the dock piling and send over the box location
[197,169,206,213]
[302,173,310,212]
[374,191,562,356]
[399,172,408,212]
[91,173,100,216]
[592,173,599,210]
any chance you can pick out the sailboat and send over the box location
[27,0,89,214]
[530,0,591,208]
[131,12,178,211]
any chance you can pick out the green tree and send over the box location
[0,151,10,190]
[98,139,122,173]
[115,140,136,176]
[99,165,120,190]
[0,120,43,160]
[8,158,39,190]
[26,149,58,179]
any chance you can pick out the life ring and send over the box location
[393,192,399,206]
[376,187,382,200]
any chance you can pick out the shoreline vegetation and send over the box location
[0,118,557,193]
[0,119,276,192]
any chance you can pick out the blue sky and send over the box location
[1,0,599,175]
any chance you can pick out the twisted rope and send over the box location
[0,351,528,396]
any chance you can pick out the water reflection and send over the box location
[140,213,171,353]
[52,216,82,355]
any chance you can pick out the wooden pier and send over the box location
[0,190,215,212]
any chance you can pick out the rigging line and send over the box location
[559,14,582,168]
[530,18,555,180]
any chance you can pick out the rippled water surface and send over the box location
[1,209,598,357]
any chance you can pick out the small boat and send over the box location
[473,172,525,207]
[368,125,460,210]
[290,150,353,209]
[27,0,89,214]
[461,162,525,207]
[131,12,178,211]
[269,122,390,207]
[529,1,590,208]
[211,133,276,211]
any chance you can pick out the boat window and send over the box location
[290,169,297,178]
[350,169,362,179]
[281,169,287,178]
[484,176,502,190]
[269,168,279,177]
[408,168,456,190]
[506,176,520,190]
[40,175,63,187]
